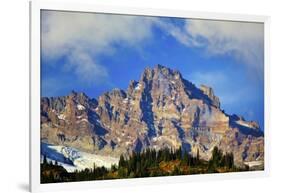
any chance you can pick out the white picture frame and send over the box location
[29,1,270,192]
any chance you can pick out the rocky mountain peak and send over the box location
[154,64,174,75]
[141,64,182,81]
[138,65,221,110]
[41,64,264,166]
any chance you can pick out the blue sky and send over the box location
[41,10,264,130]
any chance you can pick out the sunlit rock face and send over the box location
[41,65,264,165]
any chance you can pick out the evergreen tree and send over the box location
[43,155,47,165]
[176,146,182,160]
[182,151,189,165]
[119,154,126,168]
[196,148,200,165]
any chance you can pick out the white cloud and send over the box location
[42,11,264,84]
[41,10,158,84]
[156,19,200,47]
[67,48,108,84]
[164,19,264,79]
[187,20,263,63]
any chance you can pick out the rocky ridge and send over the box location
[41,65,264,166]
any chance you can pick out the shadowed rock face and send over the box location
[41,64,264,165]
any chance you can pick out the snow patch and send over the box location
[244,161,263,168]
[135,83,142,90]
[81,119,88,122]
[76,115,83,119]
[123,98,129,104]
[125,141,131,146]
[58,114,66,120]
[76,118,88,123]
[152,137,158,142]
[77,104,85,110]
[236,120,255,129]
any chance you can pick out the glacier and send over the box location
[41,143,119,172]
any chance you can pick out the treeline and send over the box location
[207,146,235,172]
[117,146,237,177]
[117,146,201,177]
[41,146,245,183]
[41,156,113,183]
[41,156,69,183]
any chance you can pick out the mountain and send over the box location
[41,64,264,167]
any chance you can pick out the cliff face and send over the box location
[200,85,220,108]
[41,65,264,165]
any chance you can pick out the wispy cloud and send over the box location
[42,11,264,86]
[160,19,264,79]
[41,10,158,84]
[188,20,263,75]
